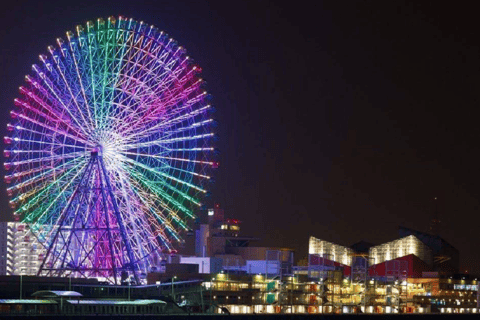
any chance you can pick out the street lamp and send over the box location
[210,277,215,313]
[172,276,177,300]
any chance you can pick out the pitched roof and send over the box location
[398,226,457,253]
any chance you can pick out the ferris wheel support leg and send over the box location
[57,162,95,274]
[37,157,93,277]
[96,156,119,285]
[98,155,139,285]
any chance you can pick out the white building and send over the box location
[0,222,46,275]
[369,235,433,266]
[309,236,353,266]
[179,256,223,274]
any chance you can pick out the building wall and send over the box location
[308,237,353,266]
[369,235,433,266]
[244,260,280,275]
[195,224,210,257]
[0,222,46,275]
[308,255,351,277]
[179,256,222,274]
[368,254,432,278]
[210,236,227,256]
[227,247,294,262]
[398,226,459,273]
[0,223,8,275]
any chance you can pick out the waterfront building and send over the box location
[0,222,46,276]
[303,226,471,314]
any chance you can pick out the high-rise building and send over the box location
[0,222,46,275]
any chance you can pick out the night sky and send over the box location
[1,1,480,273]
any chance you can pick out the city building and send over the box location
[1,204,476,314]
[0,222,46,276]
[195,204,260,258]
[190,204,294,277]
[178,257,223,274]
[304,226,470,313]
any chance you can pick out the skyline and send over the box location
[1,1,480,274]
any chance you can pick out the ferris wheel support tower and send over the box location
[38,148,139,283]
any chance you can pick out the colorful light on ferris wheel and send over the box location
[3,16,216,282]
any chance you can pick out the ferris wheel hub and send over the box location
[90,146,102,157]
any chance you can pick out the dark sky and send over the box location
[1,1,480,273]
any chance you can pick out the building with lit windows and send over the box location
[304,227,471,314]
[191,204,294,277]
[0,222,46,276]
[195,204,260,258]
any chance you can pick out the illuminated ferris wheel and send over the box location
[3,16,216,283]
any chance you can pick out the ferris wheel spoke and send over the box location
[120,132,213,151]
[13,125,75,145]
[126,164,196,217]
[127,184,178,247]
[14,138,87,150]
[15,159,87,218]
[66,35,95,129]
[164,118,214,135]
[128,97,208,140]
[116,85,206,138]
[121,104,213,143]
[124,36,154,87]
[14,157,85,205]
[111,49,190,134]
[13,110,91,145]
[110,170,156,260]
[31,66,92,137]
[128,190,189,246]
[6,150,52,158]
[99,30,135,132]
[120,155,206,194]
[7,161,74,196]
[46,48,95,134]
[14,96,86,140]
[118,48,182,100]
[103,29,132,131]
[169,147,215,153]
[5,165,50,182]
[112,31,145,128]
[119,151,215,166]
[126,172,191,232]
[119,31,151,82]
[5,151,87,168]
[98,24,120,132]
[165,164,210,179]
[156,132,214,145]
[113,75,159,119]
[84,21,100,128]
[119,151,210,180]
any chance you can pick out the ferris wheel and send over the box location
[3,16,216,283]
